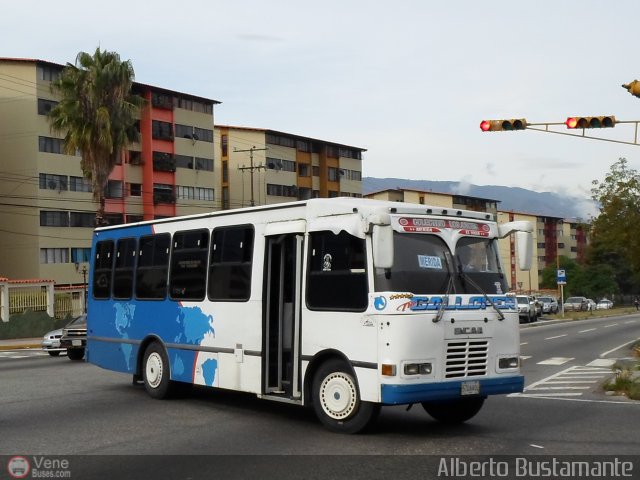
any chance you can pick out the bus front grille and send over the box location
[445,340,488,378]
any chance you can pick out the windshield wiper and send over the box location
[434,252,455,323]
[455,255,505,321]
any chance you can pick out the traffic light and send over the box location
[479,119,527,132]
[565,116,616,129]
[622,80,640,98]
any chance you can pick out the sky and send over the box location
[3,0,640,201]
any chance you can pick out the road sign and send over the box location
[557,269,566,285]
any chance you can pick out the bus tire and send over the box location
[422,397,485,424]
[67,348,85,361]
[142,343,173,399]
[312,359,380,434]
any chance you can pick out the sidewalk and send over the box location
[0,337,42,351]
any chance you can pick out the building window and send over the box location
[175,124,193,139]
[40,210,69,227]
[39,173,68,191]
[175,154,193,169]
[222,187,230,209]
[537,242,546,248]
[70,212,95,227]
[296,140,310,152]
[128,151,143,165]
[312,166,320,177]
[222,160,229,182]
[152,120,173,141]
[37,65,60,82]
[38,136,64,154]
[342,169,361,181]
[328,190,339,198]
[328,167,339,182]
[129,183,142,197]
[419,196,424,205]
[266,158,296,172]
[195,157,214,171]
[40,248,69,264]
[221,135,228,157]
[103,214,124,226]
[69,176,92,193]
[209,226,254,301]
[266,184,297,197]
[153,184,175,204]
[298,164,310,177]
[195,187,214,201]
[37,98,58,116]
[136,234,170,300]
[151,92,174,109]
[105,180,124,199]
[71,247,92,263]
[177,186,195,200]
[194,127,213,143]
[126,215,144,223]
[169,229,209,300]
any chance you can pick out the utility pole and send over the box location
[235,146,267,206]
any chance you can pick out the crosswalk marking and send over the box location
[512,364,613,401]
[537,357,574,365]
[587,358,617,367]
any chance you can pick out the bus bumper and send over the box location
[380,375,524,405]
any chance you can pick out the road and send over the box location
[1,316,639,477]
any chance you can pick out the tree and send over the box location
[540,255,618,299]
[590,158,640,294]
[48,48,144,226]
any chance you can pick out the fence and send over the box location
[0,278,85,322]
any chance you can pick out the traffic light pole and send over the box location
[525,120,640,147]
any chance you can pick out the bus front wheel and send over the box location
[312,359,380,434]
[422,397,485,424]
[142,343,173,399]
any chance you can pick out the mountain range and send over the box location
[363,178,597,220]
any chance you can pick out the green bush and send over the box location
[0,310,71,340]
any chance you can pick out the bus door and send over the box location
[263,222,305,399]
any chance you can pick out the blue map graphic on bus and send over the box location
[102,301,216,383]
[202,358,217,386]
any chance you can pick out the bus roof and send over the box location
[94,197,495,233]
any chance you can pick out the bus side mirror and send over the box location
[372,225,394,269]
[516,231,533,271]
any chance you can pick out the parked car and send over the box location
[59,314,87,361]
[530,295,543,318]
[596,299,614,310]
[516,295,536,323]
[537,296,558,314]
[41,328,64,356]
[564,296,588,312]
[586,299,597,311]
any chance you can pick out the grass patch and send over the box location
[603,345,640,400]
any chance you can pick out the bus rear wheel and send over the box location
[67,348,84,361]
[312,359,380,434]
[143,343,174,399]
[422,397,485,424]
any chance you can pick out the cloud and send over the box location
[236,34,285,43]
[455,176,473,195]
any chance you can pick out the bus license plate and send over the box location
[461,381,480,396]
[72,340,82,346]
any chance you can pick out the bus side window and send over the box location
[113,238,137,300]
[135,233,170,300]
[169,229,209,300]
[208,226,254,301]
[93,240,114,299]
[307,231,368,311]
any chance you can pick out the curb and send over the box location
[0,343,42,351]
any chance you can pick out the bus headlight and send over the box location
[498,357,519,369]
[403,362,432,375]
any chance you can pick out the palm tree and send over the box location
[48,48,144,226]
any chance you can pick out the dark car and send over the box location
[59,314,87,361]
[564,296,588,312]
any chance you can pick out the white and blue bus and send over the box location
[87,197,532,433]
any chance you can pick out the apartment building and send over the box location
[216,126,364,209]
[0,58,220,285]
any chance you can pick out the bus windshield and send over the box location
[373,232,508,295]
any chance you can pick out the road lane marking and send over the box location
[587,359,616,367]
[600,337,640,357]
[603,324,618,328]
[579,328,596,333]
[530,444,545,449]
[545,334,567,340]
[537,357,574,365]
[520,342,528,346]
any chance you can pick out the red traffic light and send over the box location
[480,119,527,132]
[565,116,616,129]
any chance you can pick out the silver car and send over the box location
[41,328,64,356]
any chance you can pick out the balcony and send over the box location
[152,152,176,172]
[153,190,176,205]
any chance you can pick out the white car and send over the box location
[41,328,64,356]
[516,295,536,323]
[596,299,613,310]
